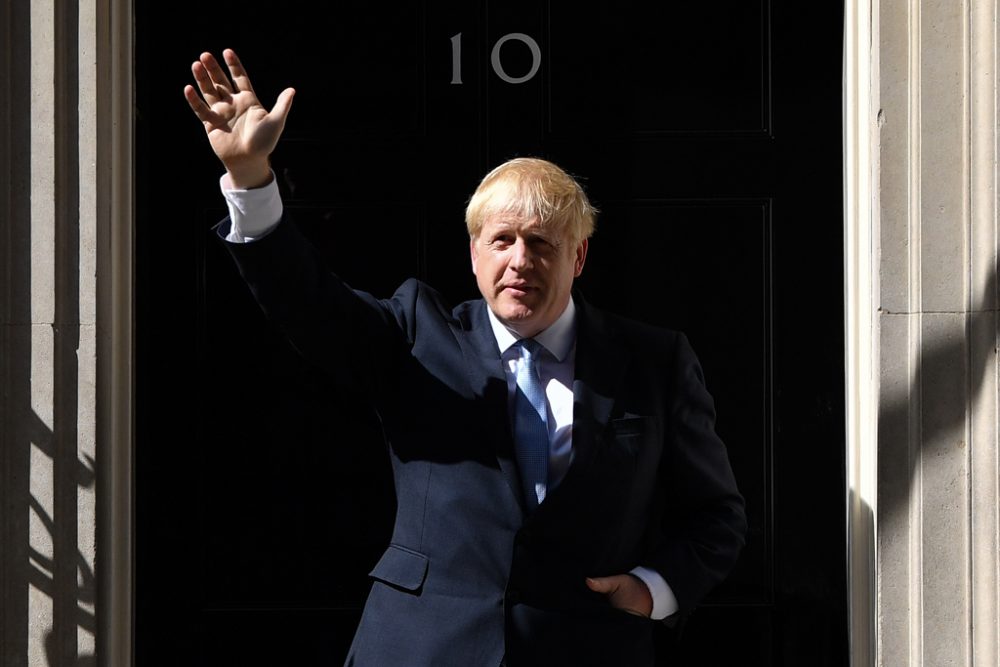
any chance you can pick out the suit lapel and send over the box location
[456,295,631,519]
[570,294,630,480]
[530,293,631,518]
[457,300,528,515]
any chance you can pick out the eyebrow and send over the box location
[484,220,556,241]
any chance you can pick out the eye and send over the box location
[491,233,515,246]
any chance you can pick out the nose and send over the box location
[509,237,533,271]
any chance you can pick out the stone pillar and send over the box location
[848,0,1000,665]
[1,1,132,665]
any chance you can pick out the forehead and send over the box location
[480,214,558,236]
[482,214,537,229]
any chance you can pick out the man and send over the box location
[185,49,746,666]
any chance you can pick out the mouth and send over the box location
[501,283,534,296]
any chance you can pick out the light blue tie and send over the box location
[513,339,549,510]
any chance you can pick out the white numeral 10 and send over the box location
[450,32,542,85]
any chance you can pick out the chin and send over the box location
[494,303,536,325]
[499,308,533,324]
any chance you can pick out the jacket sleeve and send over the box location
[646,333,748,613]
[212,213,418,402]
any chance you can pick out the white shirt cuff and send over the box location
[629,566,679,620]
[219,171,283,243]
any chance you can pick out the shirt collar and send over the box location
[486,297,577,362]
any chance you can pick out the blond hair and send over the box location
[465,157,597,242]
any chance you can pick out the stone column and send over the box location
[1,1,132,665]
[848,0,1000,665]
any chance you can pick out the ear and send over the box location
[470,236,479,274]
[573,238,589,278]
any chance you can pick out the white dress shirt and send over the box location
[486,301,577,498]
[220,173,678,620]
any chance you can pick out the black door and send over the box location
[136,1,845,664]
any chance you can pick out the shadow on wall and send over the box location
[3,406,98,667]
[857,259,998,661]
[847,261,997,662]
[25,409,98,667]
[878,263,998,525]
[2,0,97,665]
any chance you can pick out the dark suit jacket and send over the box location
[215,216,747,667]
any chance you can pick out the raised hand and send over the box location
[184,49,294,189]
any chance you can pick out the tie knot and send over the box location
[518,338,543,360]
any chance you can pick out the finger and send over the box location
[269,87,296,123]
[585,577,619,594]
[223,48,255,94]
[191,61,222,104]
[199,51,233,96]
[183,84,224,125]
[183,84,209,116]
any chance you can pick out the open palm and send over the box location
[184,49,294,185]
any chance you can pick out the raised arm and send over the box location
[183,49,294,189]
[184,49,419,401]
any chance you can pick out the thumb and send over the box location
[586,576,619,594]
[270,87,295,123]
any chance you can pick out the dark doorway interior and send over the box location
[135,1,846,664]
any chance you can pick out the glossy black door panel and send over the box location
[136,1,845,663]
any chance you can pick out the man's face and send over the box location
[470,215,588,338]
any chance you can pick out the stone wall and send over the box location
[848,0,1000,664]
[1,1,131,665]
